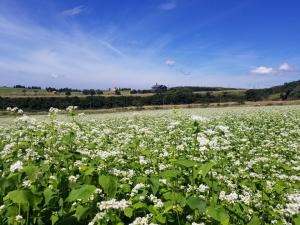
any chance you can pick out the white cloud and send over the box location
[51,73,59,79]
[251,66,274,75]
[278,62,292,71]
[62,5,85,17]
[159,2,177,11]
[165,59,176,66]
[0,16,183,88]
[50,73,65,79]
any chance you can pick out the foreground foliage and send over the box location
[0,106,299,225]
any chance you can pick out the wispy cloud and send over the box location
[165,59,176,66]
[62,5,85,17]
[0,16,181,88]
[159,2,177,11]
[278,62,292,71]
[251,66,274,75]
[164,59,191,76]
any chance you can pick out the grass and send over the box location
[0,87,154,98]
[193,89,246,97]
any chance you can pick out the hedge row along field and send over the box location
[0,106,299,225]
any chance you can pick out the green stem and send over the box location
[26,203,29,225]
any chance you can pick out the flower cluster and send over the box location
[0,105,299,224]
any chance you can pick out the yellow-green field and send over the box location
[0,87,153,98]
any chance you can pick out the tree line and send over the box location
[0,89,244,111]
[244,80,300,101]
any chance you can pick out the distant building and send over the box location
[152,83,167,92]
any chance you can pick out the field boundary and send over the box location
[1,99,300,116]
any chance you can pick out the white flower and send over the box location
[49,175,57,180]
[49,107,61,114]
[139,156,148,165]
[22,179,32,188]
[149,194,164,208]
[191,115,208,122]
[197,136,209,146]
[10,161,23,173]
[219,191,238,204]
[97,199,131,211]
[192,223,205,225]
[197,184,209,193]
[68,175,78,183]
[66,106,78,112]
[95,188,102,194]
[281,192,300,216]
[0,205,5,212]
[129,214,156,225]
[15,215,23,222]
[131,183,145,196]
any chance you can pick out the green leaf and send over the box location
[8,190,32,204]
[294,214,300,225]
[150,176,159,194]
[98,175,118,198]
[0,177,14,193]
[133,202,147,209]
[75,205,89,221]
[124,207,133,218]
[51,214,59,225]
[247,215,261,225]
[67,185,96,202]
[187,196,206,213]
[273,184,284,194]
[161,169,179,178]
[23,165,39,181]
[56,215,80,225]
[206,206,229,225]
[176,159,196,167]
[200,162,216,178]
[44,188,55,205]
[155,214,166,224]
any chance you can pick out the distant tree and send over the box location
[130,90,137,94]
[115,89,121,95]
[33,89,38,95]
[46,87,57,92]
[29,86,41,90]
[89,89,96,96]
[96,90,103,95]
[14,85,26,89]
[65,91,71,97]
[245,90,263,101]
[82,89,90,95]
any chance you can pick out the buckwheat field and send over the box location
[0,106,299,225]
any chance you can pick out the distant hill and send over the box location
[169,86,240,92]
[245,80,300,101]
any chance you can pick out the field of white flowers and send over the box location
[0,106,299,225]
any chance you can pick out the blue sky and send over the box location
[0,0,300,89]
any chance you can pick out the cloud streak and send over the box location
[0,16,182,88]
[165,59,176,66]
[159,2,177,11]
[62,5,85,17]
